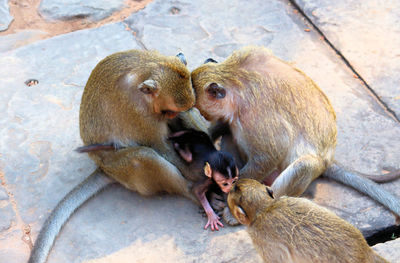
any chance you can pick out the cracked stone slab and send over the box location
[126,0,400,238]
[0,0,13,31]
[0,0,399,262]
[0,187,14,233]
[0,22,142,262]
[0,21,261,263]
[39,0,126,21]
[373,238,400,263]
[0,30,49,53]
[293,0,400,120]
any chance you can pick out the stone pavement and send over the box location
[0,0,399,262]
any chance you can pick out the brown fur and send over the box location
[228,179,388,263]
[192,46,336,197]
[79,49,209,198]
[191,46,400,219]
[29,50,207,263]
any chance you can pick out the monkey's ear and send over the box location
[172,143,193,163]
[138,79,159,96]
[203,58,218,64]
[206,83,226,99]
[266,187,274,199]
[176,53,187,66]
[234,205,250,225]
[204,162,212,178]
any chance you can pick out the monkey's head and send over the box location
[227,179,274,225]
[191,58,238,123]
[119,52,195,120]
[204,151,239,194]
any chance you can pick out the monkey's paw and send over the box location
[204,213,224,231]
[222,206,240,226]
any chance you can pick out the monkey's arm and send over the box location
[192,179,224,231]
[96,146,194,200]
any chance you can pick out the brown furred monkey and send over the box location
[29,50,205,263]
[191,46,400,223]
[228,179,388,263]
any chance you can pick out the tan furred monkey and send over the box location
[29,50,207,263]
[191,46,400,224]
[228,179,388,263]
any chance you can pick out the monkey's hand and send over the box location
[205,210,224,231]
[194,181,224,231]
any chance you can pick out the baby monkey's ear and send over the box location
[204,162,212,178]
[266,187,274,199]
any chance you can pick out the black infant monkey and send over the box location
[168,129,239,231]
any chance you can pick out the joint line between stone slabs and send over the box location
[287,0,400,123]
[122,21,148,50]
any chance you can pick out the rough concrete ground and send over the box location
[0,0,399,262]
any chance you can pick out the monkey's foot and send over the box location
[222,206,240,226]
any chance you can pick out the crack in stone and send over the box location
[0,171,33,249]
[122,21,147,50]
[287,0,400,123]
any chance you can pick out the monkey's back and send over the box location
[248,197,386,263]
[228,46,337,167]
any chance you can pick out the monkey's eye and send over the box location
[206,83,226,99]
[232,179,237,184]
[223,183,229,187]
[138,79,158,95]
[140,87,153,94]
[203,58,218,64]
[266,187,274,199]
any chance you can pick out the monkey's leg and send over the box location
[99,146,194,201]
[271,154,325,198]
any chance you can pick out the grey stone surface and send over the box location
[294,0,400,120]
[126,0,400,238]
[39,0,126,21]
[0,30,49,53]
[0,0,399,262]
[0,187,8,200]
[0,0,13,31]
[0,204,14,232]
[373,238,400,263]
[0,22,142,263]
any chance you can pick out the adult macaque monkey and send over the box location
[29,50,206,263]
[191,46,400,224]
[228,179,388,263]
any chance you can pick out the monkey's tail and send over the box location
[28,169,115,263]
[323,163,400,217]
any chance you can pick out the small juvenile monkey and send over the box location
[228,179,388,263]
[29,50,206,263]
[168,129,239,231]
[191,46,400,223]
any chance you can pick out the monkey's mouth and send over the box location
[162,110,179,119]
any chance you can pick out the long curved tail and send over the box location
[28,169,115,263]
[323,163,400,217]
